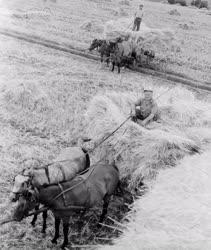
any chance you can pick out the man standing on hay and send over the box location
[131,89,160,127]
[132,4,144,31]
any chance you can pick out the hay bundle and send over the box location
[169,9,181,15]
[102,147,211,249]
[84,88,210,189]
[80,20,103,33]
[24,147,88,187]
[3,82,53,113]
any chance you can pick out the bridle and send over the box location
[19,187,40,218]
[12,173,33,199]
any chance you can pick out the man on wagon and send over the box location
[132,4,144,31]
[131,89,160,127]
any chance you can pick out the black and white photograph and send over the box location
[0,0,210,249]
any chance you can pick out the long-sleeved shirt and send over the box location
[135,98,158,119]
[135,9,143,19]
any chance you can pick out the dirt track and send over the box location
[1,28,210,92]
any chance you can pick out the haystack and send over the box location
[102,147,211,249]
[84,87,211,189]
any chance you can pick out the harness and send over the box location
[24,166,96,215]
[49,166,95,206]
[44,165,51,184]
[13,115,132,216]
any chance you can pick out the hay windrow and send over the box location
[102,147,211,250]
[84,87,210,189]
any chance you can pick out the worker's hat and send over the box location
[144,89,153,93]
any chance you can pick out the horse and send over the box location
[135,48,155,66]
[89,39,116,66]
[143,49,155,64]
[13,162,119,249]
[10,147,90,233]
[110,37,139,73]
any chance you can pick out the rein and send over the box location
[88,115,131,154]
[49,166,96,204]
[23,167,96,216]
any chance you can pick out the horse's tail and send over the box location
[81,148,90,170]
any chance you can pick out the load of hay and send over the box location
[102,147,211,249]
[83,86,211,189]
[103,18,178,56]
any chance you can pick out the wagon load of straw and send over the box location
[84,88,210,189]
[23,147,89,187]
[103,18,178,55]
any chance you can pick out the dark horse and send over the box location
[13,162,119,249]
[110,38,136,73]
[89,39,116,66]
[135,48,155,66]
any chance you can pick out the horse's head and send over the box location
[143,49,155,59]
[116,37,123,43]
[13,189,38,222]
[149,50,155,59]
[10,171,33,202]
[89,39,102,51]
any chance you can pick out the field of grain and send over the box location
[0,0,210,249]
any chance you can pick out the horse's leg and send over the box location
[106,55,110,67]
[99,54,104,69]
[78,209,86,232]
[111,61,115,72]
[115,181,124,196]
[31,204,39,227]
[41,210,48,234]
[51,216,61,244]
[118,63,121,74]
[98,194,110,225]
[61,217,70,249]
[133,58,136,67]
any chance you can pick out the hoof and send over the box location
[41,229,46,235]
[61,244,67,249]
[31,222,35,227]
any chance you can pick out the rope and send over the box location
[88,115,131,154]
[155,85,175,100]
[122,19,134,33]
